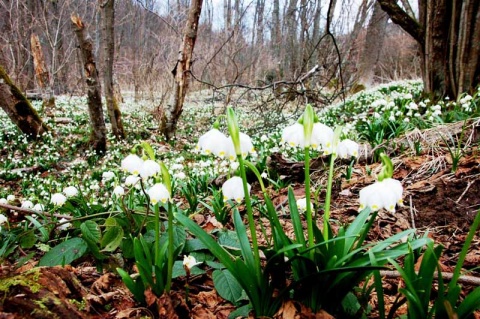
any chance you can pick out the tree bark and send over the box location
[30,33,56,111]
[0,63,49,139]
[71,13,107,154]
[100,0,125,139]
[357,1,389,87]
[160,0,203,140]
[377,0,480,100]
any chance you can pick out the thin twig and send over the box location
[379,270,480,286]
[456,180,473,203]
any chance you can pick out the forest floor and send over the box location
[1,100,480,318]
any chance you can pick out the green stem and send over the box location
[166,203,174,292]
[323,154,335,241]
[304,146,314,258]
[154,203,160,267]
[237,155,261,279]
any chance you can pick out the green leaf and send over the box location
[20,231,36,249]
[117,268,145,303]
[213,269,244,305]
[228,304,252,319]
[101,225,124,252]
[25,216,49,242]
[39,238,88,266]
[218,230,241,251]
[80,220,101,243]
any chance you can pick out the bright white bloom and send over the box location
[7,195,15,202]
[57,217,71,231]
[0,198,7,204]
[33,204,44,212]
[21,200,34,209]
[359,178,403,212]
[113,186,125,196]
[196,129,230,157]
[140,160,161,179]
[230,161,240,170]
[121,154,144,175]
[260,134,268,142]
[0,214,8,225]
[238,132,255,158]
[102,171,115,181]
[336,139,359,159]
[261,171,268,179]
[311,123,334,153]
[125,175,140,186]
[183,255,201,270]
[281,123,306,148]
[222,176,251,203]
[51,193,67,206]
[147,183,170,205]
[296,198,313,213]
[63,186,79,198]
[174,172,186,179]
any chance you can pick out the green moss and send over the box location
[69,298,87,311]
[0,268,42,294]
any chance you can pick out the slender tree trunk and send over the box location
[271,0,281,57]
[30,34,56,111]
[0,64,49,139]
[71,13,107,154]
[160,0,203,140]
[100,0,125,139]
[357,1,388,87]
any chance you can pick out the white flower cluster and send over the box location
[195,128,255,160]
[121,154,161,179]
[359,178,403,213]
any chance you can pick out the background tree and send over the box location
[378,0,480,100]
[100,0,126,138]
[71,13,107,154]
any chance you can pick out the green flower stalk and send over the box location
[226,106,261,280]
[377,152,394,181]
[160,162,174,292]
[302,105,315,256]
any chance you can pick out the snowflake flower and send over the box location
[296,198,313,213]
[147,183,170,205]
[51,193,67,206]
[336,139,359,159]
[222,176,250,203]
[183,255,201,270]
[63,186,79,198]
[121,154,144,175]
[359,178,403,212]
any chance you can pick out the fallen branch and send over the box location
[380,270,480,286]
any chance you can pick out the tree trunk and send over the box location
[100,0,126,139]
[30,34,56,112]
[160,0,203,140]
[377,0,480,100]
[0,64,49,139]
[357,1,389,87]
[71,13,107,154]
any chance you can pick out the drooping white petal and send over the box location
[183,255,201,269]
[121,154,144,175]
[51,193,67,206]
[281,123,306,148]
[63,186,79,198]
[147,183,170,205]
[140,160,161,179]
[239,132,255,158]
[222,176,250,203]
[113,186,125,196]
[197,129,229,157]
[311,123,334,152]
[296,198,313,213]
[0,214,7,225]
[125,175,140,186]
[336,139,359,159]
[21,200,34,209]
[382,178,404,205]
[359,178,403,212]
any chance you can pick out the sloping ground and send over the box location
[1,122,480,318]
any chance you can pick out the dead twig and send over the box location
[380,270,480,286]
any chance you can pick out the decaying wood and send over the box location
[0,64,49,139]
[0,266,89,319]
[71,13,107,154]
[30,33,55,111]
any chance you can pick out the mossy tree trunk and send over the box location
[71,13,107,154]
[0,64,49,139]
[100,0,125,139]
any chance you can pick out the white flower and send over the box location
[125,175,140,186]
[296,198,313,213]
[281,123,306,148]
[336,139,359,159]
[0,198,7,204]
[311,123,334,153]
[63,186,79,198]
[0,214,7,225]
[230,161,239,170]
[222,176,250,203]
[174,172,186,179]
[7,195,15,202]
[140,160,161,179]
[261,171,268,179]
[359,178,403,212]
[196,128,230,157]
[183,255,201,270]
[121,154,144,175]
[21,200,34,209]
[147,183,170,205]
[113,186,125,196]
[33,204,44,212]
[260,134,268,142]
[102,171,115,181]
[238,132,255,158]
[57,217,71,231]
[51,193,67,206]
